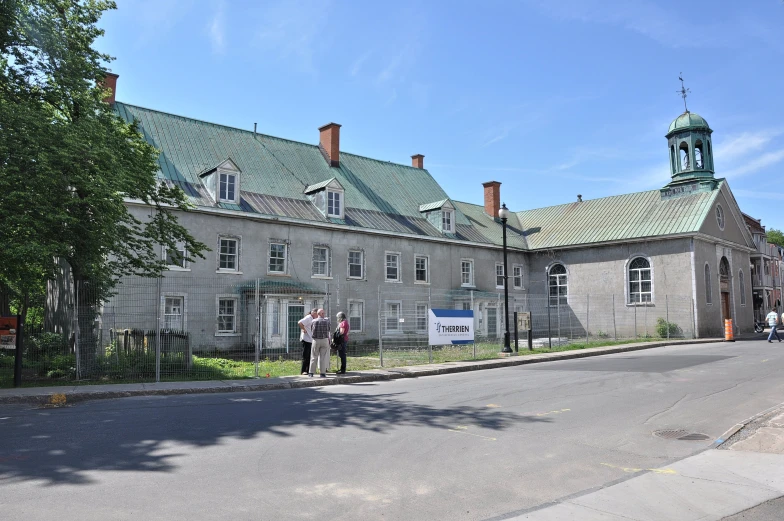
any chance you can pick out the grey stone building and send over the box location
[52,77,757,351]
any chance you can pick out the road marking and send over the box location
[601,462,677,475]
[762,359,769,363]
[486,404,501,408]
[535,408,571,417]
[448,426,497,441]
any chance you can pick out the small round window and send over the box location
[716,205,725,230]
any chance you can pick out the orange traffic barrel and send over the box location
[724,319,734,342]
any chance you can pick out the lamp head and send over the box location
[498,203,510,221]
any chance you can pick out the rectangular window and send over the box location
[271,301,280,335]
[166,242,187,269]
[442,210,453,233]
[385,301,402,333]
[217,298,236,333]
[416,303,428,332]
[164,297,183,330]
[461,259,474,286]
[415,255,429,283]
[219,172,236,202]
[269,242,287,273]
[348,300,364,332]
[348,250,363,279]
[327,191,342,217]
[386,253,400,282]
[513,265,523,289]
[496,263,505,288]
[218,238,238,271]
[312,246,329,277]
[462,302,471,311]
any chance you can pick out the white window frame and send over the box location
[495,262,505,289]
[415,255,430,284]
[216,295,240,336]
[161,293,187,331]
[385,251,401,283]
[218,169,239,204]
[416,302,429,332]
[347,249,364,279]
[164,242,189,271]
[217,236,241,273]
[384,300,403,334]
[311,245,331,278]
[548,263,568,308]
[348,299,364,333]
[461,259,474,287]
[626,255,654,305]
[268,241,288,275]
[512,264,523,289]
[441,209,454,233]
[326,189,344,218]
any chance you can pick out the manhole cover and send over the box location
[653,429,711,441]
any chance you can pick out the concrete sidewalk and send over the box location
[0,338,720,405]
[509,404,784,521]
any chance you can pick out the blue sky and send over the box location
[97,0,784,230]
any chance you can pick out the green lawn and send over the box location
[0,337,669,388]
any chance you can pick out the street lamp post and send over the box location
[499,203,513,354]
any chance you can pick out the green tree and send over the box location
[767,228,784,248]
[0,1,207,368]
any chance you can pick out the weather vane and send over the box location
[677,73,690,113]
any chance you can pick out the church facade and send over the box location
[59,76,755,351]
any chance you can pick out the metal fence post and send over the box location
[13,313,22,387]
[612,294,617,341]
[634,302,638,339]
[377,285,384,367]
[644,300,648,338]
[547,296,552,349]
[74,282,81,379]
[471,290,476,359]
[155,274,162,383]
[666,294,670,340]
[255,278,260,378]
[691,297,697,339]
[428,287,432,364]
[586,295,590,344]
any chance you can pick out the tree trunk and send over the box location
[72,273,99,376]
[0,281,11,317]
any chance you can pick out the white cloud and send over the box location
[350,50,373,77]
[733,189,784,201]
[722,149,784,179]
[714,129,783,164]
[208,2,226,54]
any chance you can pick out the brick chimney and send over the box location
[100,72,119,105]
[411,154,424,169]
[319,123,341,167]
[482,181,501,218]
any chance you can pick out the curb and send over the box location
[714,400,784,448]
[0,338,721,406]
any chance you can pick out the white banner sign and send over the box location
[428,309,474,345]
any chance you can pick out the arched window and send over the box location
[694,140,704,169]
[548,264,567,307]
[739,270,746,306]
[670,145,677,173]
[716,205,725,230]
[679,142,690,170]
[719,257,730,279]
[704,264,712,304]
[628,257,652,303]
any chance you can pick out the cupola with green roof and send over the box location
[661,108,718,199]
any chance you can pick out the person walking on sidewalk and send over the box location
[766,309,781,343]
[298,309,318,375]
[333,311,350,374]
[309,309,331,377]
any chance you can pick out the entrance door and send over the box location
[721,292,731,323]
[287,304,305,352]
[486,307,498,337]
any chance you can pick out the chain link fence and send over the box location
[1,275,696,387]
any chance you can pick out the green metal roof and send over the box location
[515,182,723,250]
[419,199,450,213]
[303,177,338,194]
[667,111,710,135]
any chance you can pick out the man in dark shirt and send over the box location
[308,309,331,377]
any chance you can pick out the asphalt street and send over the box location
[1,338,783,521]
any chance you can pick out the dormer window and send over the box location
[442,209,454,233]
[199,158,241,205]
[219,171,237,202]
[327,190,342,218]
[419,199,456,235]
[304,177,345,219]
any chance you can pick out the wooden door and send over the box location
[721,292,731,323]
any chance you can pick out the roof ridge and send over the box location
[116,101,420,171]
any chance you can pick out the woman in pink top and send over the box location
[335,312,349,374]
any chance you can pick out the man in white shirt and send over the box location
[766,309,781,343]
[298,309,318,374]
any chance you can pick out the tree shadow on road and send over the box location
[0,386,554,486]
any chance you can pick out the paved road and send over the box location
[1,339,783,520]
[720,496,784,521]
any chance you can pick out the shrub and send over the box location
[656,318,682,338]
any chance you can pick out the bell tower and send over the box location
[661,77,718,198]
